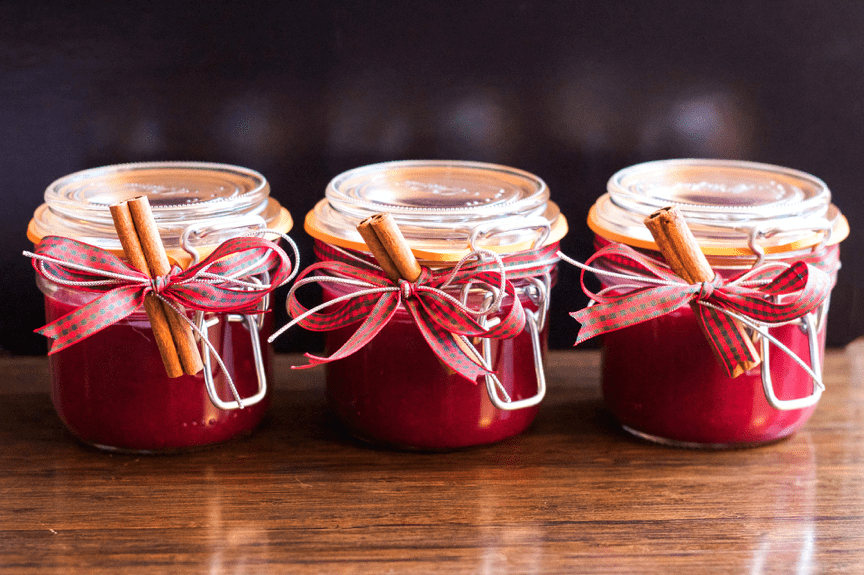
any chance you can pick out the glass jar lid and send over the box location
[305,160,567,262]
[28,162,292,266]
[589,159,848,256]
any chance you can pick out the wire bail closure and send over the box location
[462,220,553,411]
[459,275,550,411]
[181,216,277,411]
[759,309,824,410]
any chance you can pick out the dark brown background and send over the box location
[2,1,862,354]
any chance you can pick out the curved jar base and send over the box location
[620,425,795,450]
[46,294,272,453]
[81,431,254,455]
[325,347,541,451]
[329,409,536,453]
[601,306,823,448]
[323,285,547,451]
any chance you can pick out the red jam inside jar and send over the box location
[588,159,848,447]
[28,162,293,452]
[321,271,552,450]
[302,160,568,449]
[43,283,273,452]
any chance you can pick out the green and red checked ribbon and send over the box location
[26,235,293,355]
[559,243,833,378]
[271,241,560,384]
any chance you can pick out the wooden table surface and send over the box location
[2,345,863,574]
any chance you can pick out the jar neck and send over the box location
[593,234,840,280]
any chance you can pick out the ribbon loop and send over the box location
[25,235,293,355]
[561,243,832,379]
[276,241,560,384]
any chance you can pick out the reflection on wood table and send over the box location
[1,346,863,574]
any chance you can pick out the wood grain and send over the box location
[1,348,862,574]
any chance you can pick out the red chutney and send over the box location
[601,305,825,447]
[322,282,548,450]
[44,291,272,452]
[589,159,847,448]
[29,162,292,452]
[303,160,568,449]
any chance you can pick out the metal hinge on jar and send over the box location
[458,220,553,411]
[182,216,271,410]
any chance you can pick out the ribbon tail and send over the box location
[37,286,145,354]
[694,303,758,379]
[406,301,492,383]
[570,285,696,345]
[293,293,400,369]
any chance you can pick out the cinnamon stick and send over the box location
[110,203,184,378]
[117,196,204,375]
[356,216,403,282]
[357,213,422,282]
[125,196,204,375]
[356,213,483,366]
[644,206,761,377]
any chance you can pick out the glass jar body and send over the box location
[39,276,272,452]
[321,262,555,450]
[599,243,837,447]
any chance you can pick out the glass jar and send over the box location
[28,162,293,452]
[588,159,848,447]
[302,160,568,449]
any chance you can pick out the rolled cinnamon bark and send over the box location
[122,196,204,376]
[644,206,761,377]
[357,212,484,368]
[109,202,184,378]
[356,215,403,282]
[357,213,422,282]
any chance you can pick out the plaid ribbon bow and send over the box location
[274,241,559,383]
[565,243,832,378]
[27,235,293,354]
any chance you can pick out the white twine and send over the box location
[268,247,512,344]
[24,233,300,409]
[556,250,822,383]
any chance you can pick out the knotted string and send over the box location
[271,241,560,384]
[558,243,833,379]
[25,234,297,407]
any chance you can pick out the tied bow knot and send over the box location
[399,278,418,299]
[150,273,174,295]
[697,279,717,300]
[562,243,832,378]
[26,235,294,356]
[272,241,561,384]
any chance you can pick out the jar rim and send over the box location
[591,159,848,255]
[305,160,567,262]
[28,161,292,267]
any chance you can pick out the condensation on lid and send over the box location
[590,159,848,255]
[28,162,291,263]
[306,160,567,261]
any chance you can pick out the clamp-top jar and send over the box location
[301,160,568,449]
[588,159,848,447]
[28,162,293,452]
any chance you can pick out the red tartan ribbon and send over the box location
[563,243,833,378]
[26,235,293,354]
[273,241,560,383]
